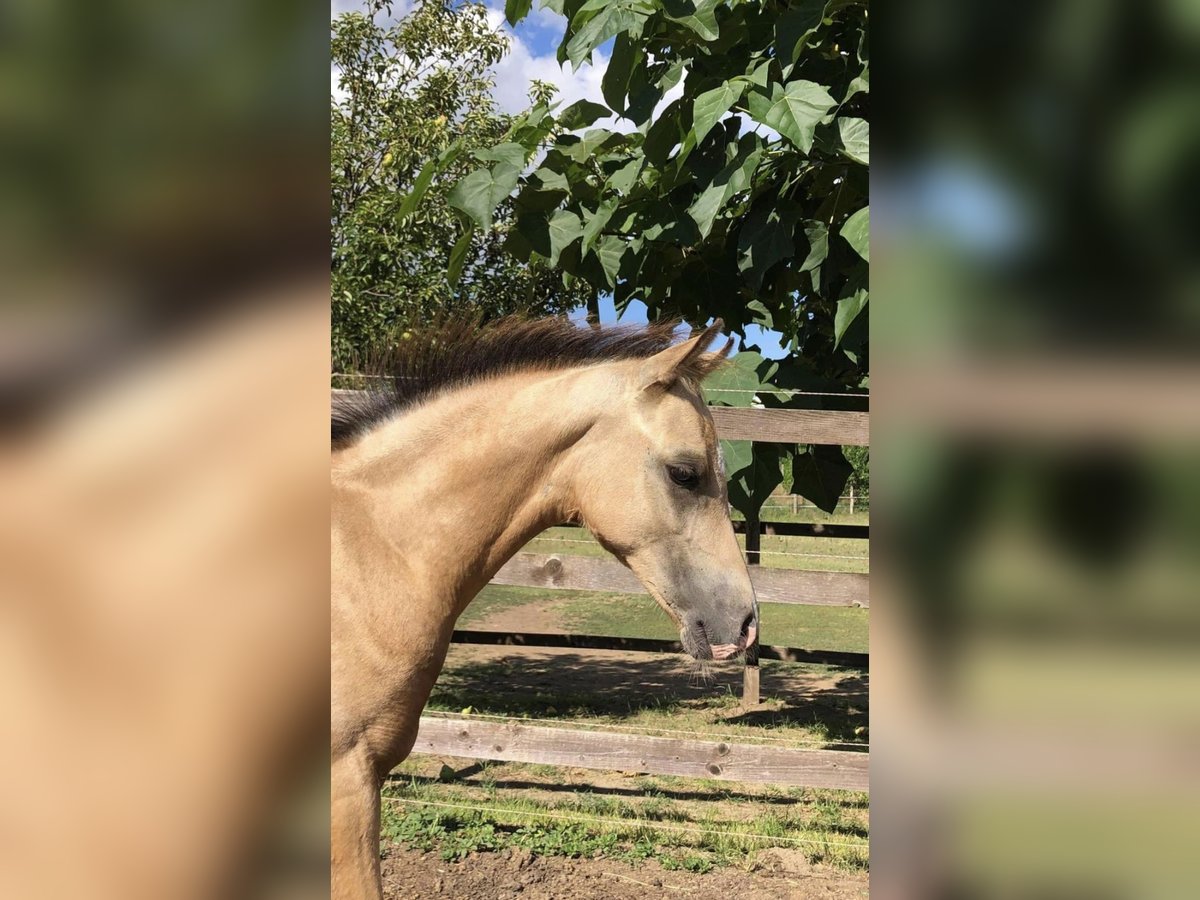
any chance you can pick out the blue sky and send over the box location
[568,298,790,359]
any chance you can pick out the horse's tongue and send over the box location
[712,623,757,660]
[743,623,757,648]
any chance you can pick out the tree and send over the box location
[448,0,869,518]
[331,0,593,371]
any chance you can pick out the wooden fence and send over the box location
[333,388,869,792]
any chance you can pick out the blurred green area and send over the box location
[875,0,1200,896]
[2,0,327,427]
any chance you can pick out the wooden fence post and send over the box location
[742,511,761,707]
[744,511,760,566]
[849,484,855,516]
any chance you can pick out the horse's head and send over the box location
[567,321,757,661]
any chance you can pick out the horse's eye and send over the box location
[667,465,700,489]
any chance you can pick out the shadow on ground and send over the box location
[426,648,868,747]
[386,765,870,812]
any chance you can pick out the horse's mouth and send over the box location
[681,619,756,661]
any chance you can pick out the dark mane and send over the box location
[332,317,695,450]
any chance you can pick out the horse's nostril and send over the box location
[740,613,755,638]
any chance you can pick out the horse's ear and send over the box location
[639,320,727,392]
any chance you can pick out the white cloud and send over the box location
[484,8,611,121]
[333,1,685,141]
[483,6,687,138]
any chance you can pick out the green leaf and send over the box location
[639,201,701,244]
[582,196,618,253]
[448,163,521,230]
[446,228,473,287]
[837,117,869,165]
[746,81,836,153]
[705,351,765,407]
[594,235,626,287]
[688,144,762,238]
[790,446,853,514]
[566,6,648,70]
[505,0,532,26]
[737,60,771,89]
[845,64,869,101]
[437,138,467,167]
[643,99,686,165]
[775,0,826,67]
[607,157,642,195]
[721,439,751,481]
[515,211,552,258]
[528,166,570,193]
[692,82,745,145]
[834,288,868,348]
[800,220,829,272]
[558,99,612,130]
[745,299,774,328]
[559,128,626,163]
[662,0,720,41]
[396,156,437,222]
[737,201,800,289]
[726,442,789,518]
[841,206,869,261]
[474,142,527,168]
[602,33,641,113]
[548,208,583,265]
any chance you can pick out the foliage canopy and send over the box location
[430,0,871,515]
[331,0,593,371]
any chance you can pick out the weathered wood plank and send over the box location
[450,630,869,669]
[709,406,868,446]
[332,390,868,447]
[492,552,869,608]
[410,717,869,791]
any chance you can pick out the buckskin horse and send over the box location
[330,319,758,899]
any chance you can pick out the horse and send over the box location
[330,318,759,899]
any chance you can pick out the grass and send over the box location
[381,762,869,871]
[459,584,869,654]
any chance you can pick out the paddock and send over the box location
[333,387,870,892]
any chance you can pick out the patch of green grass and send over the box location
[548,589,869,654]
[380,777,869,871]
[454,584,547,628]
[464,583,867,653]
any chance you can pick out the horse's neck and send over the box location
[333,368,602,612]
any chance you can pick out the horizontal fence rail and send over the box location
[708,406,868,446]
[451,630,868,669]
[493,552,869,608]
[332,389,869,447]
[411,716,869,791]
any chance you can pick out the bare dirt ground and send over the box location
[382,846,869,900]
